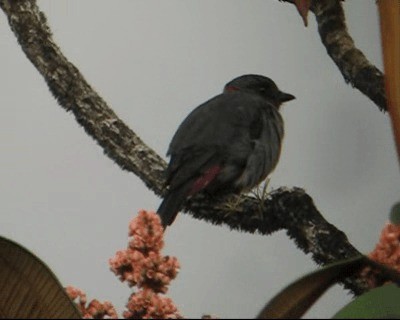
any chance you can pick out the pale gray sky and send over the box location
[0,1,397,318]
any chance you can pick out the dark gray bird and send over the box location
[157,74,295,227]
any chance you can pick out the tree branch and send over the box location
[282,0,387,112]
[0,0,371,296]
[0,0,166,196]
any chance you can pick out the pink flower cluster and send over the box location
[369,222,400,273]
[124,289,181,319]
[362,222,400,287]
[109,210,182,319]
[66,285,118,319]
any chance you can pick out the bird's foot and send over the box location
[250,179,271,219]
[217,194,246,214]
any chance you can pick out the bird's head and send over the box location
[223,74,295,108]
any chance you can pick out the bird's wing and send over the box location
[165,93,282,192]
[229,107,284,191]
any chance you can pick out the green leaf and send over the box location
[333,283,400,319]
[256,255,365,319]
[0,235,81,319]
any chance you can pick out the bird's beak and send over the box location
[279,92,296,102]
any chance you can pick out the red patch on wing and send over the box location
[225,85,240,92]
[188,165,221,196]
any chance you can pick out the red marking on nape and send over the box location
[225,85,240,92]
[188,165,221,196]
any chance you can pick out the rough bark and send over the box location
[0,0,377,296]
[283,0,387,111]
[0,0,166,196]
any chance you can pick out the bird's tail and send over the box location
[157,186,189,228]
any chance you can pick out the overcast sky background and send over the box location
[0,1,398,318]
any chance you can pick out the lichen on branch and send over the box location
[282,0,387,111]
[0,0,381,297]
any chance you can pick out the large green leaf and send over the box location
[0,236,81,319]
[257,254,400,319]
[256,255,365,319]
[333,283,400,319]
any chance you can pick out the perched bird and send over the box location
[157,74,295,227]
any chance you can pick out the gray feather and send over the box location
[157,74,292,228]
